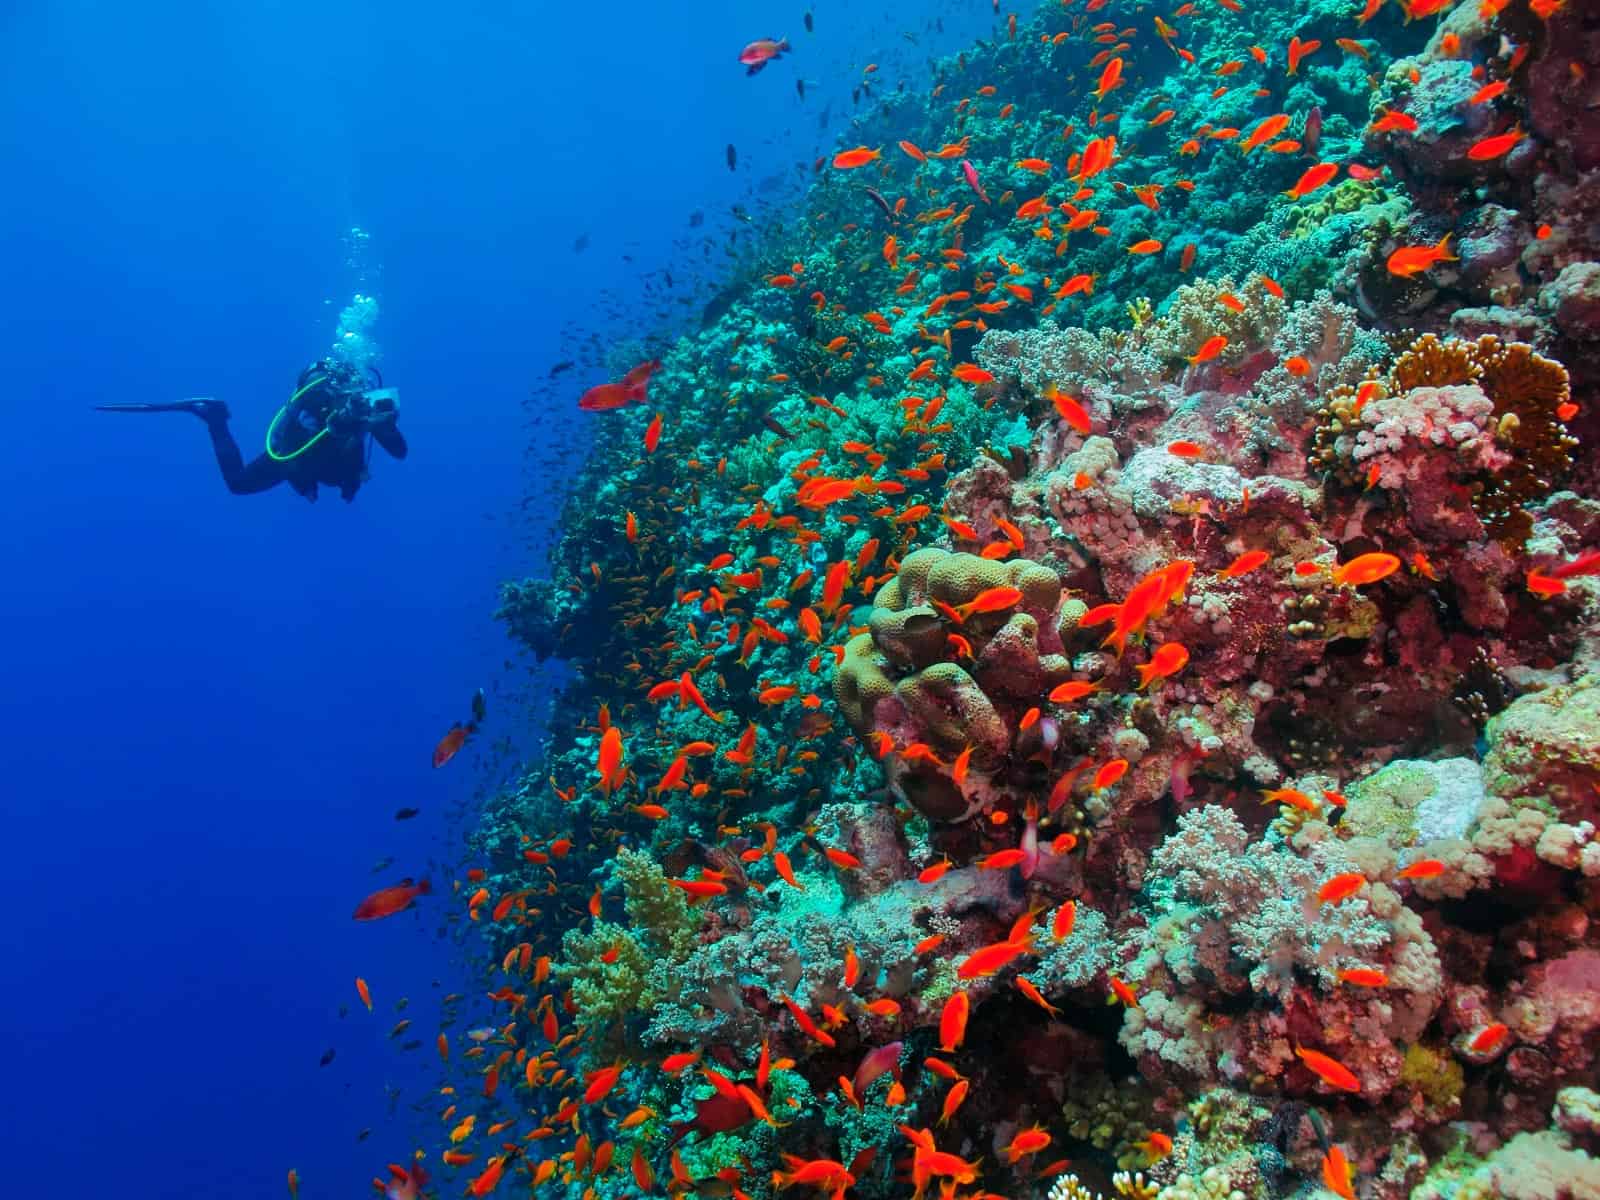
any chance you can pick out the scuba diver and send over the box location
[96,359,406,502]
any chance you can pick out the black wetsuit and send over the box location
[203,373,407,502]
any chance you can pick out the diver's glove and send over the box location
[367,395,399,428]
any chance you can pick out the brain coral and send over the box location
[835,547,1075,821]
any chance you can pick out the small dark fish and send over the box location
[573,234,589,253]
[356,1128,371,1142]
[863,187,893,219]
[549,360,575,377]
[796,78,805,101]
[471,687,486,723]
[389,1019,412,1039]
[803,10,813,32]
[371,856,394,873]
[394,807,420,821]
[762,415,795,440]
[726,143,738,171]
[689,210,704,227]
[400,1040,422,1052]
[319,1047,337,1067]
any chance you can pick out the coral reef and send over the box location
[428,0,1600,1197]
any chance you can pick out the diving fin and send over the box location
[95,399,230,421]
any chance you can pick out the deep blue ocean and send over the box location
[0,2,992,1194]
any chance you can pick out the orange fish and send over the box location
[1286,36,1321,74]
[1317,872,1366,905]
[1470,79,1509,105]
[356,977,372,1011]
[1240,113,1290,153]
[1091,758,1129,790]
[1331,551,1400,586]
[1127,238,1164,254]
[1135,641,1189,689]
[1397,858,1445,879]
[1002,1125,1052,1163]
[1219,549,1269,579]
[1052,900,1077,940]
[1338,967,1389,987]
[1323,1146,1356,1200]
[1468,127,1523,160]
[1049,680,1099,703]
[952,363,996,384]
[1284,161,1338,199]
[899,139,927,162]
[1370,108,1419,134]
[1387,234,1455,277]
[1108,975,1140,1007]
[833,146,882,169]
[1187,335,1228,364]
[939,990,969,1052]
[1094,56,1125,98]
[1166,440,1205,458]
[957,585,1023,619]
[1295,1044,1360,1092]
[956,937,1032,980]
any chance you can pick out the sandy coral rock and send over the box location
[1556,1087,1600,1139]
[1481,673,1600,822]
[1504,949,1600,1077]
[1342,757,1487,848]
[1544,261,1600,342]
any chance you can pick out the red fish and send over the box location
[354,878,431,921]
[434,722,475,768]
[739,37,790,74]
[578,359,661,411]
[960,159,991,204]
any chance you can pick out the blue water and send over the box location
[0,2,995,1194]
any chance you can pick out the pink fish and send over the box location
[1303,105,1323,153]
[1019,804,1040,880]
[852,1041,903,1095]
[739,37,790,75]
[960,159,990,204]
[384,1165,429,1200]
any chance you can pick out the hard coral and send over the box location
[835,546,1071,821]
[1312,333,1575,549]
